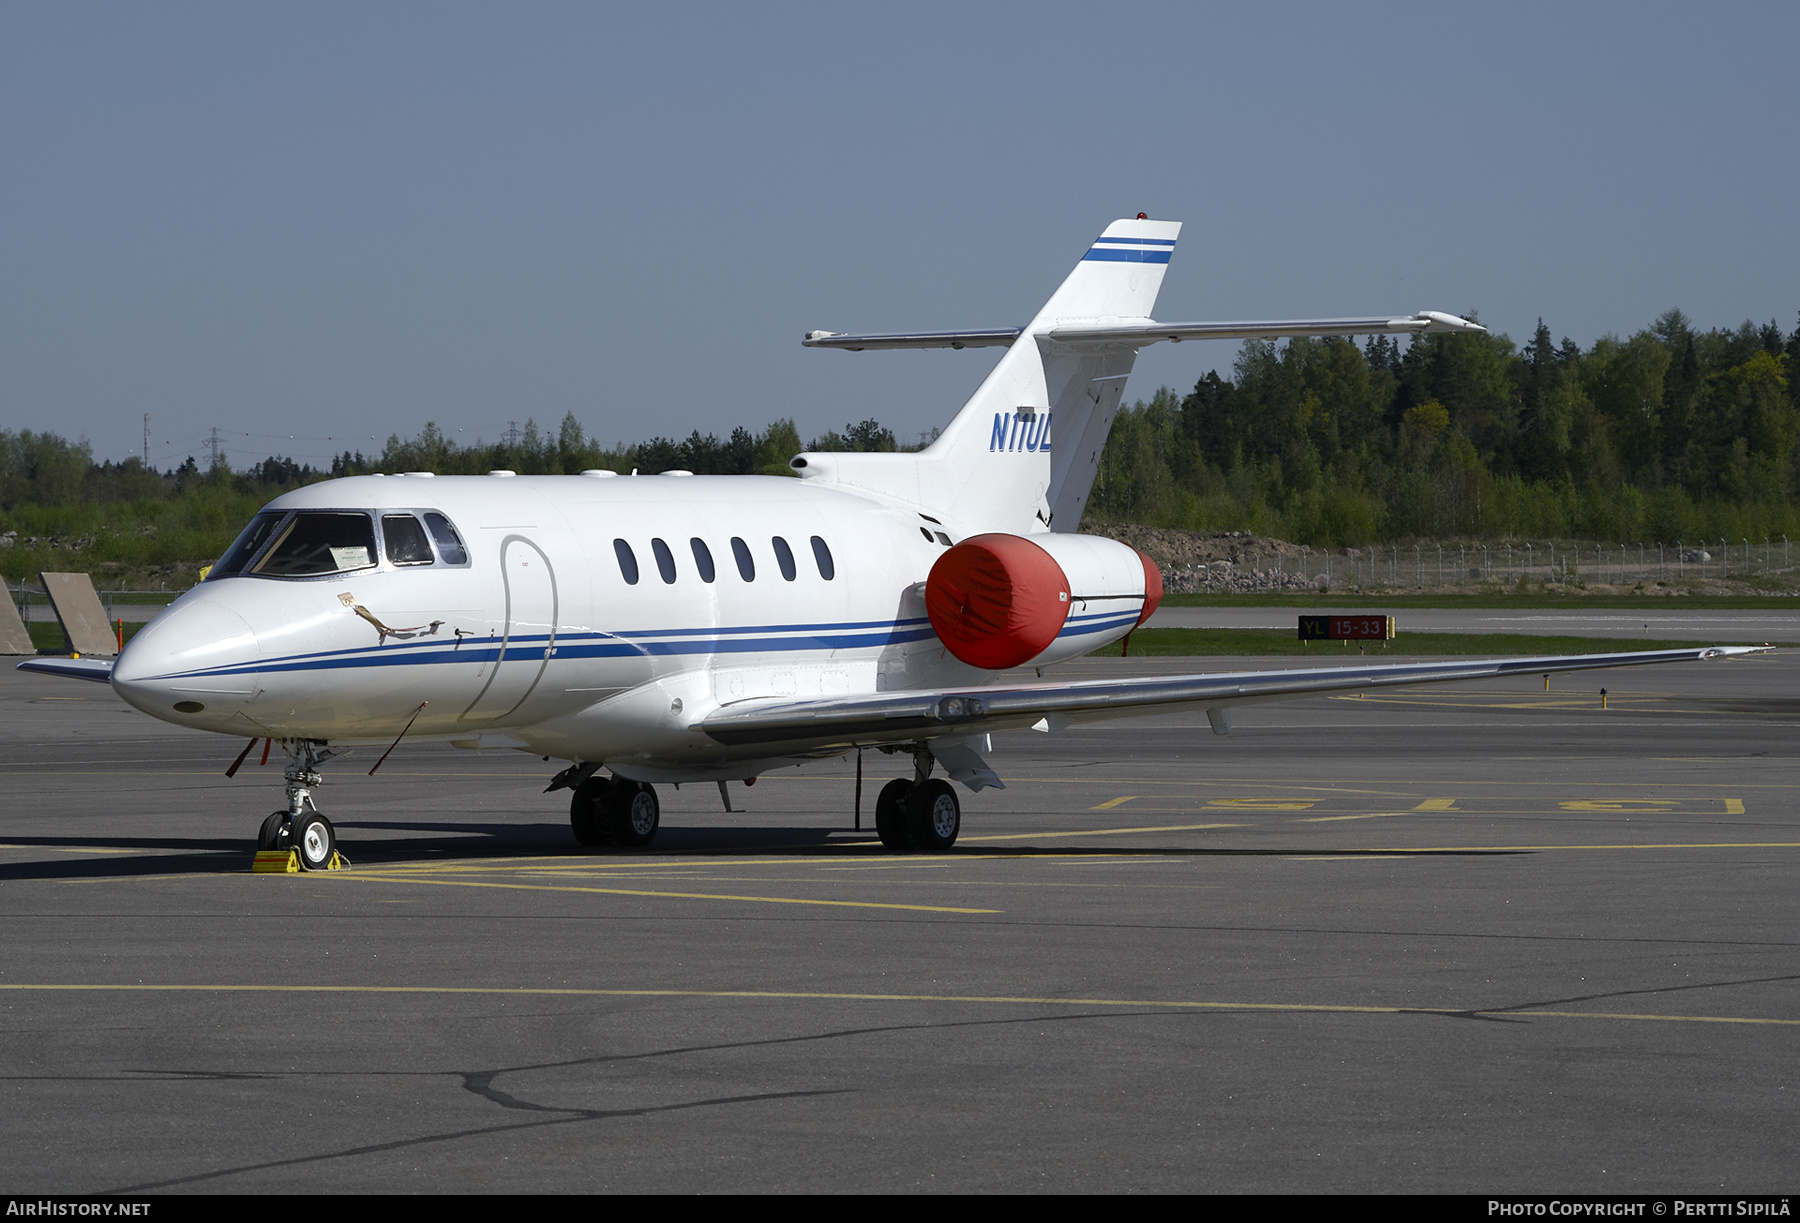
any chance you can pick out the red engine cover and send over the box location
[1136,549,1164,626]
[926,534,1072,669]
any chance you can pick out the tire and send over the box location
[602,780,659,848]
[874,779,914,851]
[292,813,336,870]
[569,777,609,847]
[905,779,960,852]
[257,812,290,851]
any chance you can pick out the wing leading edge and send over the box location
[698,646,1766,751]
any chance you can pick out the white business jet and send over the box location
[19,216,1759,867]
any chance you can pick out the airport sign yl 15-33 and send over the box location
[1298,614,1396,642]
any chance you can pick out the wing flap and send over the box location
[697,646,1763,749]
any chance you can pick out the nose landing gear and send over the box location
[251,740,349,871]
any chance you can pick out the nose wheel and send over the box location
[251,740,348,871]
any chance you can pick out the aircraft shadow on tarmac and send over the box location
[0,819,1527,882]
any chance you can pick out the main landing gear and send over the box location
[255,739,346,871]
[873,745,961,853]
[569,775,661,849]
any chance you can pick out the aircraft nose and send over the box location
[112,598,261,721]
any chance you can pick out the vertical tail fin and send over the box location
[794,218,1181,534]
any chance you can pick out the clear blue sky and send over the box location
[4,2,1796,469]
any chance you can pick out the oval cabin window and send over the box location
[772,536,797,581]
[651,538,677,584]
[613,539,639,585]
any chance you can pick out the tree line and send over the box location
[3,306,1797,582]
[1088,311,1800,546]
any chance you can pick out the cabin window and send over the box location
[210,511,287,579]
[253,512,378,577]
[810,536,835,580]
[423,512,468,564]
[383,515,434,566]
[731,537,755,581]
[772,535,797,581]
[691,538,716,583]
[651,537,677,584]
[613,539,640,585]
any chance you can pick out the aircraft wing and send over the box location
[801,312,1482,352]
[698,646,1764,754]
[15,657,115,683]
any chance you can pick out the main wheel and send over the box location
[602,780,659,848]
[874,779,914,851]
[905,779,960,852]
[569,777,609,847]
[292,813,336,870]
[257,812,290,851]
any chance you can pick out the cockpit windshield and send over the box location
[253,513,379,577]
[209,511,289,580]
[207,508,467,579]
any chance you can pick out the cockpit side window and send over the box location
[383,515,434,566]
[423,512,468,565]
[209,511,289,579]
[253,512,378,577]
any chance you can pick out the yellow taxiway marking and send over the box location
[1350,841,1800,853]
[1091,796,1138,810]
[1206,799,1317,810]
[331,871,998,914]
[961,823,1243,842]
[0,983,1790,1027]
[1299,812,1410,823]
[1414,798,1460,811]
[1560,799,1680,811]
[1725,798,1746,814]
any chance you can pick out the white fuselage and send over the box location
[109,473,1144,780]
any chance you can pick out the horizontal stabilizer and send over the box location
[16,656,115,683]
[804,313,1484,354]
[1047,311,1485,348]
[803,328,1022,351]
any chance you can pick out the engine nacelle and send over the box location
[925,533,1163,670]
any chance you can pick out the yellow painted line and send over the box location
[1414,798,1459,811]
[1359,842,1800,853]
[1206,799,1317,810]
[1091,796,1138,810]
[1299,812,1409,823]
[0,983,1789,1027]
[1725,798,1746,814]
[1560,800,1679,811]
[961,823,1243,842]
[330,871,998,914]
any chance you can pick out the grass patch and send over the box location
[1095,628,1779,658]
